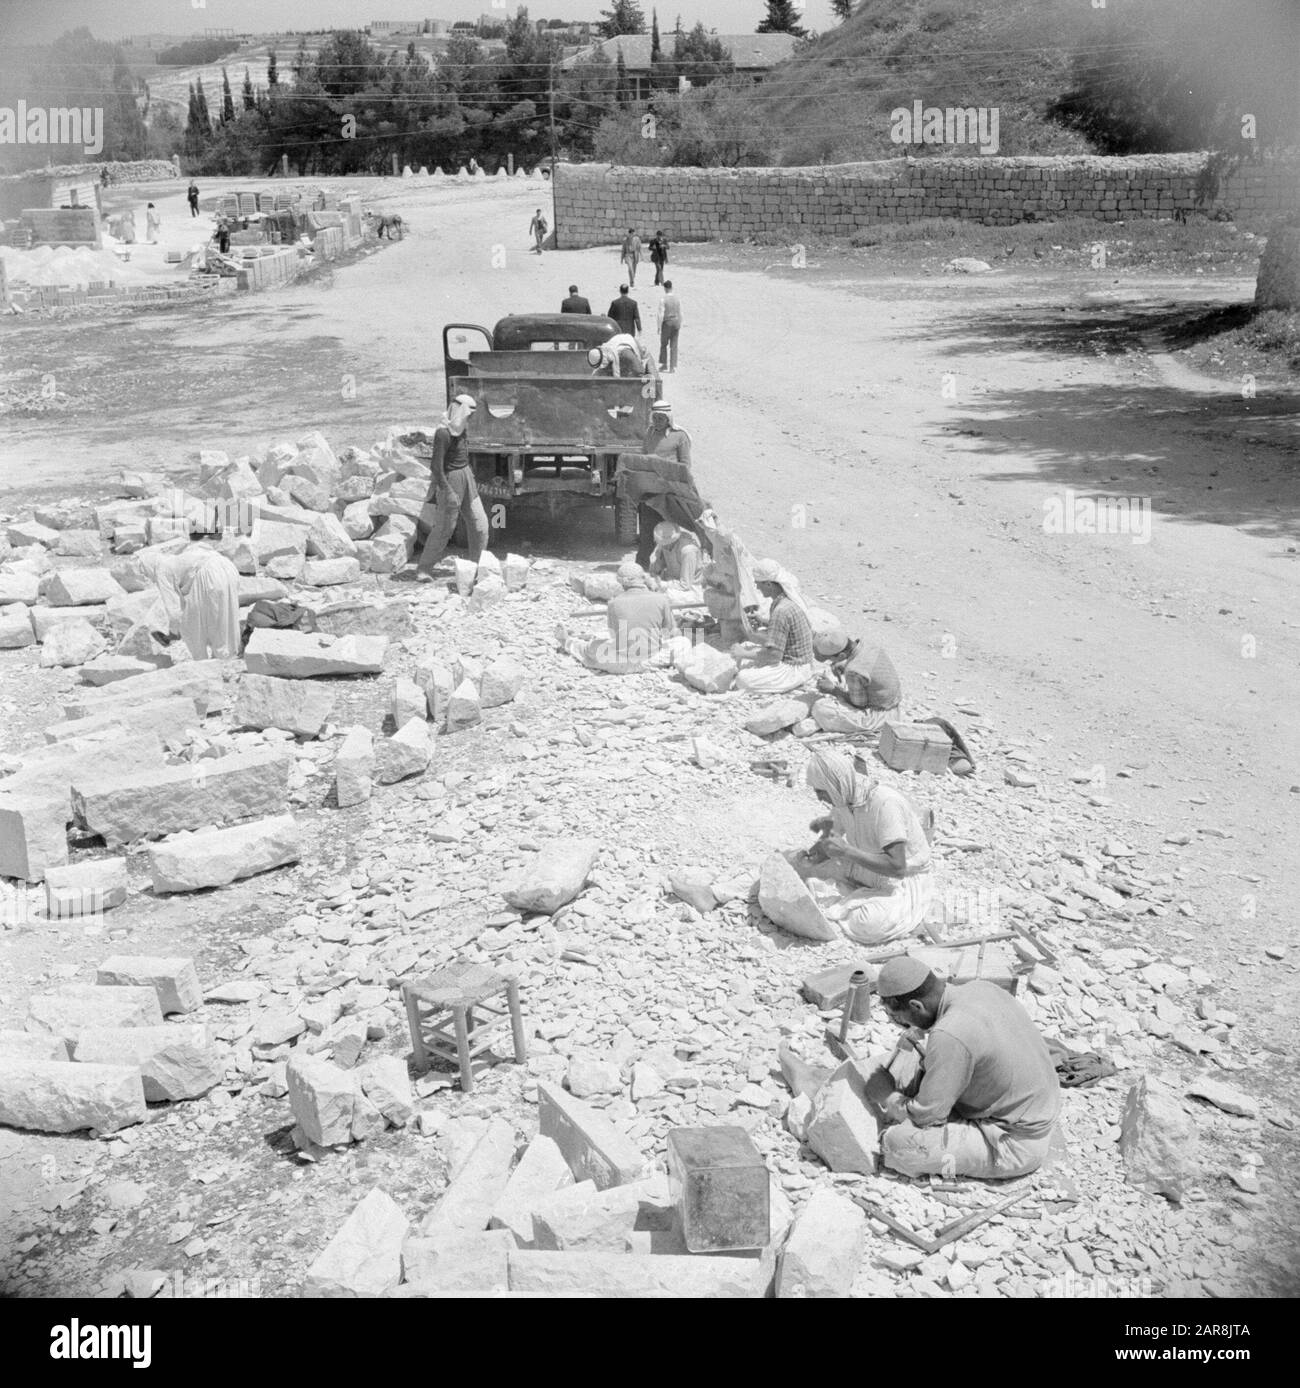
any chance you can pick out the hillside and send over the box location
[736,0,1100,166]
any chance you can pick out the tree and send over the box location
[831,0,855,20]
[615,48,632,106]
[673,22,734,86]
[194,76,211,131]
[267,49,279,87]
[599,1,647,39]
[651,10,661,61]
[220,66,235,123]
[757,1,807,38]
[241,67,256,112]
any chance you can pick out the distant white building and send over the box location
[560,32,796,101]
[369,21,424,37]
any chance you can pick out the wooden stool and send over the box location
[403,961,526,1094]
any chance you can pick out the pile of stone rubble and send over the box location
[0,428,1288,1299]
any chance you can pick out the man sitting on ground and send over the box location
[731,558,815,693]
[814,625,902,732]
[868,956,1062,1180]
[648,520,703,592]
[555,562,676,674]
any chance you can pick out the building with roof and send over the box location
[560,32,796,100]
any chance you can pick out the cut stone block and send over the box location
[44,569,125,607]
[374,717,432,784]
[149,813,301,893]
[390,677,426,728]
[758,853,837,941]
[0,1060,146,1134]
[401,1230,512,1294]
[287,1052,357,1147]
[282,475,332,513]
[489,1134,575,1246]
[677,643,737,693]
[341,501,374,540]
[1120,1075,1198,1201]
[234,674,333,738]
[40,618,107,667]
[32,605,103,643]
[507,1250,765,1298]
[421,1118,516,1241]
[304,1189,409,1298]
[45,696,203,748]
[302,558,362,587]
[745,698,808,736]
[63,660,226,719]
[73,1024,221,1102]
[306,512,358,560]
[95,955,201,1015]
[0,1030,70,1063]
[253,519,308,565]
[243,629,387,679]
[312,597,412,641]
[357,1055,414,1128]
[6,519,59,547]
[0,572,40,604]
[55,530,103,558]
[0,602,34,648]
[368,532,411,574]
[72,749,291,846]
[503,553,529,590]
[537,1081,648,1191]
[445,677,481,730]
[77,654,160,686]
[480,655,525,709]
[335,725,374,807]
[806,1067,880,1176]
[502,838,598,915]
[44,858,128,917]
[530,1180,643,1252]
[238,576,288,605]
[26,984,164,1043]
[777,1188,866,1298]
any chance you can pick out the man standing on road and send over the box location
[607,285,641,337]
[561,284,591,314]
[414,393,490,582]
[658,279,682,373]
[620,227,642,286]
[648,229,669,286]
[529,208,548,255]
[632,400,696,569]
[187,181,200,217]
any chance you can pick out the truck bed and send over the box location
[450,374,652,451]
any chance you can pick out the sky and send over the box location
[0,0,842,48]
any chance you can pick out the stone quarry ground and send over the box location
[0,176,1297,1301]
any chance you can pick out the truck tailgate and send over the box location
[451,375,651,451]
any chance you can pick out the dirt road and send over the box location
[2,175,1297,1292]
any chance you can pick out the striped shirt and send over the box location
[765,595,814,666]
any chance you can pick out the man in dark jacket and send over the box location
[561,285,591,314]
[607,286,641,337]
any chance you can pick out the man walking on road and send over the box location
[620,227,642,286]
[658,280,682,372]
[529,208,548,255]
[607,285,641,337]
[415,394,490,582]
[561,284,591,314]
[649,229,669,286]
[187,181,200,217]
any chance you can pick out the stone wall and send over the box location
[22,207,101,249]
[1255,224,1300,311]
[554,155,1300,246]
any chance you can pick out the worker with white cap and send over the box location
[731,558,816,693]
[555,561,677,673]
[414,392,489,581]
[870,955,1061,1180]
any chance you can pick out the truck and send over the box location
[442,313,656,544]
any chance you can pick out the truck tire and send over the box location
[614,491,639,546]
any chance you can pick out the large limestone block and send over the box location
[302,558,362,587]
[73,1024,222,1102]
[0,603,34,648]
[677,643,737,693]
[488,1135,575,1246]
[32,604,104,642]
[356,1055,414,1128]
[148,813,301,893]
[253,519,308,565]
[758,853,836,941]
[744,698,808,736]
[43,568,125,607]
[1119,1076,1198,1201]
[0,1031,70,1063]
[77,654,161,686]
[530,1181,643,1253]
[304,1189,409,1298]
[806,1068,880,1175]
[374,718,432,784]
[243,629,387,679]
[45,695,202,747]
[44,857,128,917]
[445,677,481,730]
[71,749,291,846]
[307,511,358,560]
[64,660,226,719]
[334,725,374,807]
[421,1118,517,1241]
[536,1081,648,1191]
[287,1052,357,1147]
[401,1231,512,1294]
[40,618,107,667]
[26,984,164,1043]
[0,1060,146,1134]
[480,655,525,709]
[234,674,333,737]
[507,1250,765,1298]
[501,838,599,915]
[777,1188,866,1298]
[95,955,201,1014]
[0,573,40,605]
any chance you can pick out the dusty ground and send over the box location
[0,174,1296,1301]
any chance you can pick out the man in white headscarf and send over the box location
[795,748,935,945]
[415,393,490,581]
[555,562,676,674]
[136,540,241,660]
[731,558,815,693]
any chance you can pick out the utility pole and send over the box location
[548,51,559,175]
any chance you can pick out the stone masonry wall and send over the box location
[555,154,1300,247]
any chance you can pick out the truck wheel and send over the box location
[614,492,639,546]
